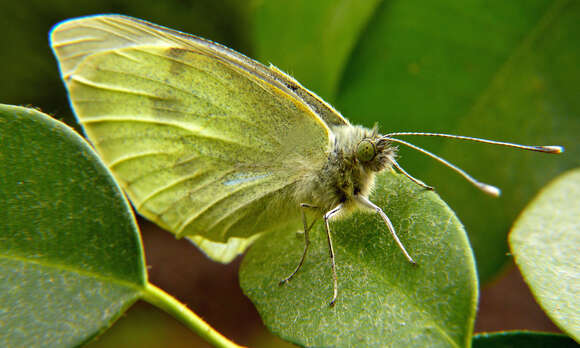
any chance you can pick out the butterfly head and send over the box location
[355,136,396,172]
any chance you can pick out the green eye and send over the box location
[357,139,376,162]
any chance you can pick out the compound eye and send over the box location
[357,139,376,162]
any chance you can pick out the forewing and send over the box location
[51,14,349,126]
[51,15,330,262]
[268,65,350,126]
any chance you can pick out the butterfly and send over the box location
[50,15,562,305]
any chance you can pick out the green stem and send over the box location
[141,282,244,348]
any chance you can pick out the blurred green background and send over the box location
[2,0,577,347]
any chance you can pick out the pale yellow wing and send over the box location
[267,65,350,127]
[51,14,349,127]
[50,15,331,262]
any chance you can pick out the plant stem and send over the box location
[142,282,244,348]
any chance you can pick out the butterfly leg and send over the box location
[279,203,319,285]
[323,203,344,306]
[356,195,416,265]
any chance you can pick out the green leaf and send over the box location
[0,104,146,347]
[509,168,580,341]
[240,172,477,347]
[473,331,578,348]
[422,0,579,284]
[254,0,578,283]
[253,0,381,101]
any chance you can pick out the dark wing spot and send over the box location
[166,47,188,76]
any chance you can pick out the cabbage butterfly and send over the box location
[50,15,563,305]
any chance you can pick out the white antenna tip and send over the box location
[479,184,501,197]
[542,145,564,154]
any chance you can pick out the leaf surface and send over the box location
[509,168,580,341]
[0,104,146,347]
[240,172,477,347]
[253,0,381,101]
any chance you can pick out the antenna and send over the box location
[385,132,564,154]
[382,133,563,196]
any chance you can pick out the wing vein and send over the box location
[82,116,263,151]
[156,169,236,227]
[204,183,287,238]
[123,154,202,186]
[176,176,283,235]
[137,47,302,118]
[94,62,231,111]
[108,151,173,168]
[70,75,169,100]
[52,36,104,48]
[135,168,206,210]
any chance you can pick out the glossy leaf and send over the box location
[254,0,578,283]
[240,172,477,347]
[473,331,578,348]
[422,0,579,283]
[509,169,580,341]
[0,104,146,347]
[253,0,381,101]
